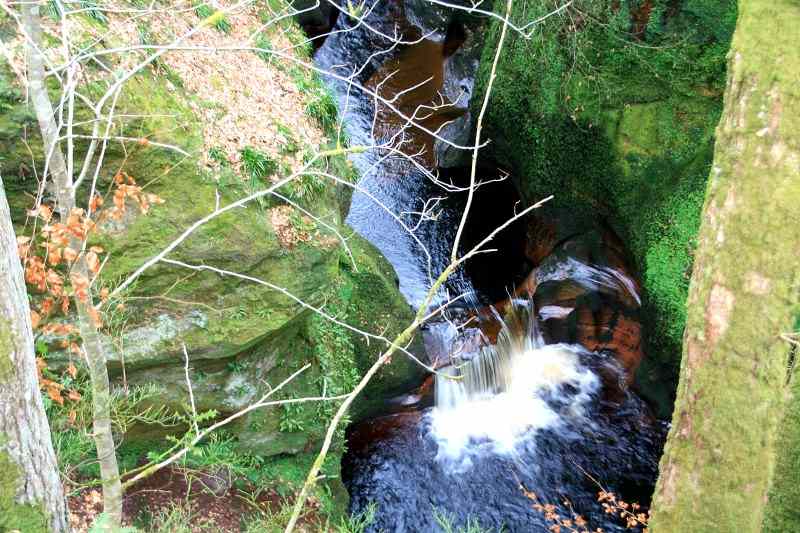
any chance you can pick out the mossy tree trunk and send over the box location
[0,176,69,532]
[649,1,800,531]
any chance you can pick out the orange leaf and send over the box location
[86,251,100,274]
[47,247,62,266]
[28,204,53,222]
[146,193,165,205]
[40,297,54,316]
[47,386,64,405]
[89,194,104,212]
[46,269,63,286]
[88,306,103,328]
[30,310,41,329]
[66,362,78,378]
[67,389,82,402]
[63,247,78,263]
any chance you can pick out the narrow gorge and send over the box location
[3,1,797,532]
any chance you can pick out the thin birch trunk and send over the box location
[20,3,123,525]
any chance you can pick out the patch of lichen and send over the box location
[0,436,49,533]
[0,316,15,383]
[473,0,736,414]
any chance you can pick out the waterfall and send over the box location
[430,301,599,464]
[435,301,544,409]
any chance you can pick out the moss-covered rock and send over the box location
[1,21,424,484]
[122,234,425,457]
[92,83,424,456]
[473,0,736,414]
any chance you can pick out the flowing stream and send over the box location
[311,2,666,531]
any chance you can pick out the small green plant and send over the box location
[285,24,313,57]
[230,304,249,320]
[277,124,300,154]
[434,509,502,533]
[226,359,246,373]
[248,418,266,432]
[279,401,306,432]
[254,34,274,64]
[208,146,230,166]
[47,0,108,23]
[195,3,232,33]
[233,383,251,397]
[137,23,154,46]
[306,86,339,134]
[255,307,273,320]
[240,146,279,180]
[282,173,326,202]
[136,502,200,533]
[52,429,97,478]
[335,503,377,533]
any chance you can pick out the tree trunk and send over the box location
[0,176,69,532]
[20,3,123,525]
[649,1,800,531]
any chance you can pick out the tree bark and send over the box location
[20,3,123,525]
[0,176,69,532]
[649,1,800,531]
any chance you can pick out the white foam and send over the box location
[430,344,598,466]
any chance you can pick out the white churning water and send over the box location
[430,304,599,467]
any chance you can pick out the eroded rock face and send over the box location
[434,24,483,168]
[481,211,645,386]
[530,222,644,384]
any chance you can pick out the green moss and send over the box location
[764,366,800,531]
[0,436,49,533]
[257,450,349,523]
[0,65,41,223]
[474,0,736,414]
[0,317,14,383]
[342,236,427,420]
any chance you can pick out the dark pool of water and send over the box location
[343,353,666,532]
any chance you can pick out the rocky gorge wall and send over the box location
[472,0,738,415]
